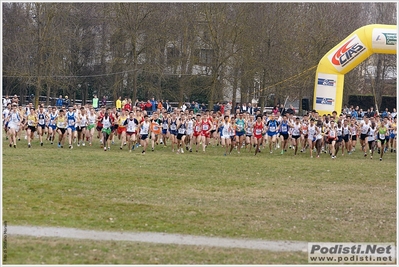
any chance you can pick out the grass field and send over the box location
[2,135,397,264]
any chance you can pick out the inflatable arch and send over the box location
[314,24,397,116]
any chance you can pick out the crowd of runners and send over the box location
[2,101,397,161]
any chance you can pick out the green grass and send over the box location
[5,235,307,264]
[2,135,397,263]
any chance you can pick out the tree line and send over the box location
[2,2,396,110]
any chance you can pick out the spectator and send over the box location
[213,102,220,113]
[351,108,358,119]
[381,108,389,118]
[116,96,122,112]
[157,100,163,110]
[194,102,199,113]
[145,100,152,113]
[11,94,19,104]
[56,95,63,108]
[225,101,232,112]
[164,100,171,112]
[122,97,128,107]
[92,95,99,110]
[286,104,295,115]
[148,97,158,115]
[368,106,375,118]
[124,99,132,112]
[220,103,225,114]
[272,105,279,115]
[241,102,247,112]
[101,96,107,107]
[3,95,11,107]
[63,96,70,107]
[391,108,397,118]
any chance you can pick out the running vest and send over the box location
[178,121,186,134]
[102,117,111,129]
[140,121,150,135]
[170,119,177,131]
[236,119,245,133]
[38,112,45,125]
[280,121,289,134]
[67,112,76,127]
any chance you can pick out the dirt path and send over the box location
[8,225,308,252]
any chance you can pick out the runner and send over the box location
[291,117,302,156]
[77,107,88,147]
[200,113,212,153]
[366,121,377,159]
[278,114,291,155]
[168,113,178,152]
[220,115,232,156]
[349,118,358,153]
[26,107,37,148]
[326,120,337,159]
[56,109,67,148]
[315,120,323,158]
[101,111,113,151]
[37,105,46,146]
[306,118,317,158]
[253,114,265,156]
[6,104,22,148]
[245,115,255,153]
[376,120,388,161]
[342,119,351,155]
[193,114,202,152]
[185,114,194,152]
[161,111,169,147]
[266,114,279,153]
[389,116,396,153]
[335,120,343,157]
[86,107,97,146]
[2,103,11,139]
[96,106,106,145]
[235,113,246,154]
[139,115,150,154]
[359,116,371,157]
[117,109,128,150]
[66,106,78,149]
[124,111,139,152]
[176,114,187,154]
[149,112,162,151]
[48,106,58,145]
[300,115,309,153]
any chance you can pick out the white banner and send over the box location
[372,28,397,50]
[314,73,337,112]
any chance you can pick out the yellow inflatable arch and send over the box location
[314,24,397,116]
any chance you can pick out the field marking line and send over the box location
[7,225,308,252]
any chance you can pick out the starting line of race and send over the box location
[7,225,308,252]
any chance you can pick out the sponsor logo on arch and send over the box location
[328,34,367,72]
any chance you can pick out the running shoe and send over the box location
[40,142,43,146]
[380,158,382,161]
